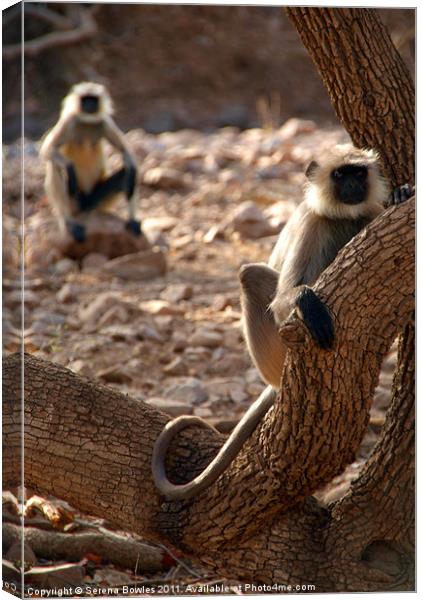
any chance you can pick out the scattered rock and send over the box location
[56,283,81,304]
[138,324,163,341]
[212,294,233,311]
[140,299,183,316]
[165,377,208,405]
[29,312,66,334]
[229,200,278,239]
[212,347,225,361]
[204,378,246,401]
[184,346,213,361]
[69,360,92,376]
[230,387,248,403]
[264,201,295,231]
[97,365,133,384]
[172,331,188,351]
[78,292,134,323]
[102,248,167,281]
[193,406,213,418]
[163,356,188,376]
[100,324,138,341]
[189,328,223,348]
[145,397,194,417]
[96,305,131,328]
[160,283,193,303]
[143,167,187,189]
[143,216,178,232]
[145,229,169,249]
[52,258,79,276]
[81,252,108,272]
[223,328,243,347]
[203,224,225,243]
[245,367,262,384]
[173,233,194,249]
[208,352,250,376]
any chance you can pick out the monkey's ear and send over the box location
[305,160,319,180]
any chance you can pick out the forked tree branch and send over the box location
[3,7,98,60]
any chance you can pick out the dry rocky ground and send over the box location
[2,120,397,591]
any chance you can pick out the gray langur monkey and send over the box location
[152,143,413,501]
[40,81,140,243]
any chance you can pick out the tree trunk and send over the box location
[285,9,415,589]
[285,7,415,186]
[3,196,414,590]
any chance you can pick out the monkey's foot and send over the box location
[67,222,86,244]
[295,287,334,350]
[125,219,142,237]
[385,183,414,207]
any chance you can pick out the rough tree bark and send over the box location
[285,7,415,185]
[3,7,415,593]
[285,8,415,589]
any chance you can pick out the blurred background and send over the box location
[3,4,415,142]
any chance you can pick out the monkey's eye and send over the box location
[332,170,343,179]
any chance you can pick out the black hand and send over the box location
[295,287,334,350]
[67,221,86,243]
[126,219,142,237]
[66,164,78,198]
[385,184,414,208]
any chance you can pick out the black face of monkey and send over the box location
[331,164,369,205]
[80,94,100,114]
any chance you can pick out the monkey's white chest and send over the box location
[62,139,105,194]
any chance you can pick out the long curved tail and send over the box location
[151,385,276,500]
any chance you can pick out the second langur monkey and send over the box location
[40,82,140,243]
[152,143,412,501]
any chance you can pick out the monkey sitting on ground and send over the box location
[152,144,413,501]
[40,82,140,243]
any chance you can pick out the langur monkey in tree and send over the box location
[40,82,140,243]
[152,143,412,501]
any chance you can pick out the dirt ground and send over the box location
[2,120,398,590]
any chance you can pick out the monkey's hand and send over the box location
[66,221,86,243]
[66,163,78,198]
[384,183,414,208]
[294,287,334,350]
[125,219,142,237]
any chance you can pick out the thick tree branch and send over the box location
[3,522,165,573]
[322,318,415,590]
